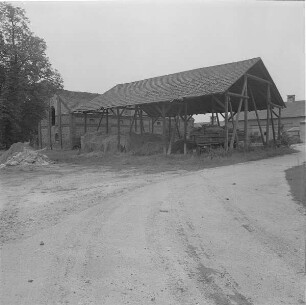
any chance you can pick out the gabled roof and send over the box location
[238,100,305,121]
[75,57,284,114]
[57,90,100,112]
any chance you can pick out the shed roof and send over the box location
[57,90,100,112]
[75,57,285,115]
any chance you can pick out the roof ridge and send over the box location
[116,57,261,87]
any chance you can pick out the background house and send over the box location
[39,90,193,149]
[237,96,305,142]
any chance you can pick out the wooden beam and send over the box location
[84,112,87,133]
[162,103,167,155]
[227,92,249,99]
[270,106,276,144]
[250,87,265,145]
[228,102,239,145]
[117,108,121,152]
[183,100,187,155]
[278,108,282,140]
[212,96,225,109]
[216,112,220,126]
[106,109,109,134]
[224,94,229,152]
[244,84,249,150]
[266,85,271,144]
[245,73,272,85]
[96,109,105,131]
[174,116,181,139]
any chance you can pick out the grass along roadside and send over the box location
[44,146,297,174]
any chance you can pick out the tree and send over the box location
[0,2,63,148]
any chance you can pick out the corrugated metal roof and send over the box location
[75,57,264,112]
[238,100,305,121]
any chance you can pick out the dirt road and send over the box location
[1,146,305,305]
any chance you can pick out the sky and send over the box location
[13,0,305,121]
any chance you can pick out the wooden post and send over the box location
[134,107,138,133]
[84,112,87,134]
[250,87,265,145]
[266,85,271,145]
[270,107,276,144]
[117,108,121,151]
[97,110,105,131]
[106,109,109,134]
[162,104,167,155]
[278,108,282,140]
[168,116,171,138]
[244,79,248,150]
[140,108,143,135]
[216,113,220,126]
[224,94,229,152]
[183,101,187,155]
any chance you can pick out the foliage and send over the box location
[0,2,63,148]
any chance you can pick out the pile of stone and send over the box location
[0,142,53,168]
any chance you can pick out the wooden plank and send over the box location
[250,87,265,145]
[216,112,220,126]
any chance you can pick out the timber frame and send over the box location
[71,58,285,154]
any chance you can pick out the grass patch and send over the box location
[44,146,297,174]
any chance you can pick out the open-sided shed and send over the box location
[75,57,285,153]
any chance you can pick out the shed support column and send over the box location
[224,94,229,152]
[266,85,271,145]
[139,108,143,135]
[270,108,276,144]
[183,101,187,155]
[117,108,121,152]
[84,112,87,134]
[162,104,167,155]
[278,108,282,140]
[244,79,248,150]
[106,109,109,134]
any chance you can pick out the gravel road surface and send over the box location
[0,145,305,305]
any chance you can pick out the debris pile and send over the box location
[0,142,52,168]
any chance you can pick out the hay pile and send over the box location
[81,132,164,155]
[0,142,52,168]
[81,132,129,153]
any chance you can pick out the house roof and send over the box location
[74,57,285,115]
[57,90,100,112]
[238,100,305,121]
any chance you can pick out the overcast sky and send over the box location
[17,1,305,105]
